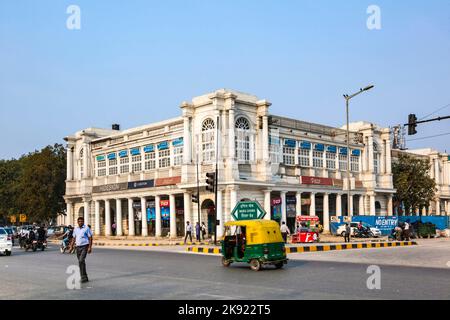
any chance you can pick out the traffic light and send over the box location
[408,114,418,136]
[205,172,215,193]
[191,193,199,203]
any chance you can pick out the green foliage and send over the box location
[0,144,66,224]
[392,153,437,215]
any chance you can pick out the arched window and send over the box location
[235,117,251,161]
[373,142,380,174]
[201,118,215,162]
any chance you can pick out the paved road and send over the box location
[0,244,449,300]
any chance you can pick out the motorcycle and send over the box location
[354,226,374,238]
[36,239,47,251]
[60,238,75,254]
[24,239,38,252]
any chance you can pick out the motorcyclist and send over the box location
[26,227,36,246]
[61,225,74,251]
[37,224,47,241]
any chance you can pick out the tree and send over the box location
[392,153,436,215]
[16,144,67,223]
[0,159,22,223]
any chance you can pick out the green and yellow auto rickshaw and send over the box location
[221,220,288,271]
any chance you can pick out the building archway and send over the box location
[78,207,84,218]
[201,199,215,236]
[375,201,382,216]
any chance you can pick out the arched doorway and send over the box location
[78,207,84,218]
[201,199,215,236]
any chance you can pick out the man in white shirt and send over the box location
[184,221,193,244]
[69,217,93,283]
[403,221,410,241]
[280,221,290,243]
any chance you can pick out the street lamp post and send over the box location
[343,85,374,217]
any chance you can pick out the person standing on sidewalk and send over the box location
[69,217,93,283]
[201,222,207,240]
[195,222,201,242]
[280,221,290,243]
[184,221,193,244]
[344,223,351,243]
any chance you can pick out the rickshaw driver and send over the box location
[237,226,246,258]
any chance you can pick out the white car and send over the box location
[336,222,382,238]
[0,227,13,256]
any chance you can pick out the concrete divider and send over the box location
[186,241,418,255]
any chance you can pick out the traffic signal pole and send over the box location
[214,115,219,246]
[406,115,450,135]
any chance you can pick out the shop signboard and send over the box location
[155,176,181,187]
[160,200,170,207]
[231,201,266,221]
[93,182,128,193]
[128,180,154,190]
[271,198,282,206]
[300,176,333,186]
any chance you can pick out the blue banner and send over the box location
[119,150,128,158]
[327,145,337,153]
[314,143,325,151]
[284,139,296,148]
[158,141,169,150]
[300,141,311,150]
[172,138,184,147]
[107,153,116,160]
[144,145,154,153]
[96,155,105,161]
[339,147,348,155]
[351,149,361,156]
[130,148,140,156]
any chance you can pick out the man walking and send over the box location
[280,221,290,243]
[344,223,351,243]
[70,217,93,283]
[403,220,410,241]
[184,221,193,244]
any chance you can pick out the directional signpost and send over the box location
[231,201,266,221]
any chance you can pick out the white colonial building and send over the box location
[63,89,397,238]
[392,148,450,216]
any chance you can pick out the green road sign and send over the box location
[231,201,266,221]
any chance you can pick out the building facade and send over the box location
[392,148,450,216]
[63,89,397,237]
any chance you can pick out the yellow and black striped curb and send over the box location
[94,242,210,247]
[186,241,418,255]
[186,247,222,254]
[286,241,417,253]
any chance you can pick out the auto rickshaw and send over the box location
[221,220,288,271]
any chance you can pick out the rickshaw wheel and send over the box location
[221,257,231,267]
[275,262,284,269]
[250,259,261,271]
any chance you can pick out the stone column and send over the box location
[349,194,354,217]
[296,192,302,217]
[434,159,440,185]
[217,190,224,238]
[183,117,191,164]
[169,194,176,238]
[128,198,135,236]
[66,201,73,227]
[264,189,271,220]
[385,139,392,174]
[228,109,235,159]
[380,140,386,174]
[359,195,364,216]
[67,146,73,180]
[387,195,393,216]
[83,199,90,226]
[230,187,238,213]
[281,191,287,223]
[370,195,376,216]
[436,199,441,216]
[262,115,269,161]
[323,193,330,232]
[183,193,192,225]
[116,199,123,236]
[422,206,427,216]
[155,195,162,237]
[141,197,148,236]
[336,193,342,217]
[105,199,111,236]
[310,193,316,216]
[368,136,374,172]
[94,200,100,236]
[82,143,89,178]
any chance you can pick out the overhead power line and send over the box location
[419,103,450,121]
[407,132,450,142]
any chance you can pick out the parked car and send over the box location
[3,227,15,246]
[336,222,382,238]
[0,227,13,256]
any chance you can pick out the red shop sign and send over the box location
[160,200,170,207]
[271,198,282,206]
[300,176,333,186]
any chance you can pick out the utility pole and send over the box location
[214,115,219,245]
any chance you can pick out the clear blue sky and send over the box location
[1,0,449,159]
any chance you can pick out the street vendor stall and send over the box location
[291,216,321,243]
